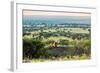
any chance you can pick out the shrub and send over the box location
[23,37,45,59]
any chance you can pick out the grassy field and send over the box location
[23,54,90,63]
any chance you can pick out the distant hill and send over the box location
[23,15,91,27]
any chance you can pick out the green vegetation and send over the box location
[23,27,91,63]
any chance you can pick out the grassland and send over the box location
[23,27,91,63]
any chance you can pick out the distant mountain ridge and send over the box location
[23,15,91,25]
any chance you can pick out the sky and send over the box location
[23,10,91,24]
[23,10,91,17]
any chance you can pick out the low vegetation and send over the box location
[23,27,91,63]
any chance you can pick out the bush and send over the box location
[23,38,33,59]
[23,37,45,59]
[59,39,69,45]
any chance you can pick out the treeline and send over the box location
[23,23,90,33]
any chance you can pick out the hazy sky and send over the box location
[23,10,91,16]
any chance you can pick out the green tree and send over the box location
[23,36,45,59]
[23,38,33,59]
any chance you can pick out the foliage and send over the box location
[23,37,45,59]
[23,27,91,62]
